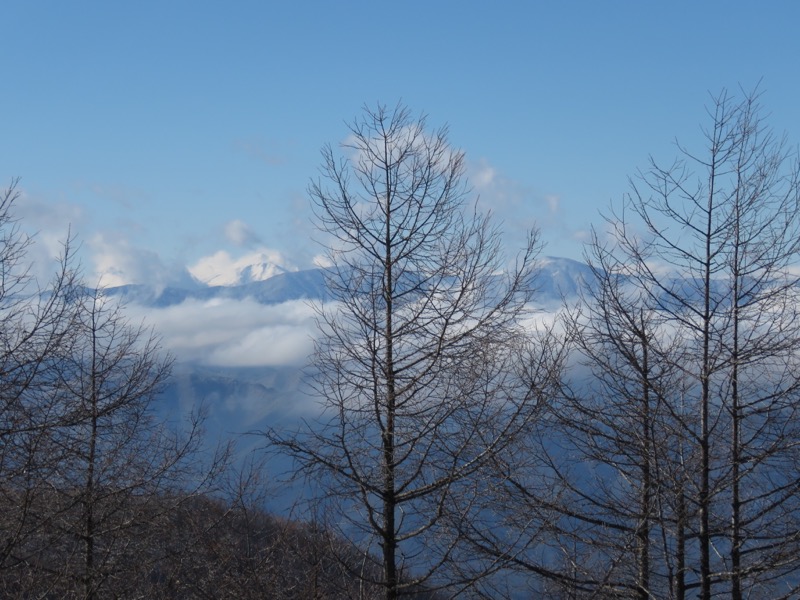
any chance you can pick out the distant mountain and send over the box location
[104,268,329,307]
[530,256,595,303]
[105,257,595,308]
[128,257,596,459]
[188,250,292,287]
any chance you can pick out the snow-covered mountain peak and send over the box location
[108,256,595,308]
[189,249,293,287]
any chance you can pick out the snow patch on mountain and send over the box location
[188,248,295,286]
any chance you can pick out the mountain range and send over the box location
[121,256,595,461]
[128,252,780,488]
[107,256,594,308]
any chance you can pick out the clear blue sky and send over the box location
[3,1,799,285]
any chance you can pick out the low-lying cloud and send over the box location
[128,297,317,368]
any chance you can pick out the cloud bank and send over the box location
[128,297,317,369]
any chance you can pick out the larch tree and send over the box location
[543,231,693,598]
[572,88,800,599]
[616,89,800,598]
[0,179,81,579]
[473,88,800,600]
[47,288,174,598]
[460,232,691,598]
[26,286,236,599]
[268,104,559,599]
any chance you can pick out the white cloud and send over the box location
[224,219,262,248]
[545,194,560,214]
[129,297,317,368]
[88,233,196,290]
[312,253,333,268]
[10,185,202,291]
[472,160,497,188]
[11,188,85,285]
[466,158,593,260]
[469,158,543,217]
[571,228,592,244]
[466,159,555,253]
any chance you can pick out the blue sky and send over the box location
[3,1,800,286]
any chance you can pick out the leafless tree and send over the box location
[619,88,800,599]
[455,238,694,598]
[0,179,82,576]
[565,88,800,599]
[690,90,800,599]
[471,88,800,600]
[11,286,238,599]
[540,237,693,599]
[268,104,558,598]
[0,212,234,595]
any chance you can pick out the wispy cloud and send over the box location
[224,219,263,248]
[467,158,586,258]
[233,138,288,167]
[12,187,86,284]
[468,158,552,221]
[89,233,197,290]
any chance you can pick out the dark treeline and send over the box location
[4,88,800,599]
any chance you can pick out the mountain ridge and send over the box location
[105,256,593,308]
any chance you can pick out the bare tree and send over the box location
[268,104,557,598]
[0,179,82,577]
[707,91,800,599]
[18,286,238,599]
[615,88,800,599]
[456,237,694,599]
[471,88,800,600]
[48,288,173,597]
[566,88,800,599]
[538,236,693,599]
